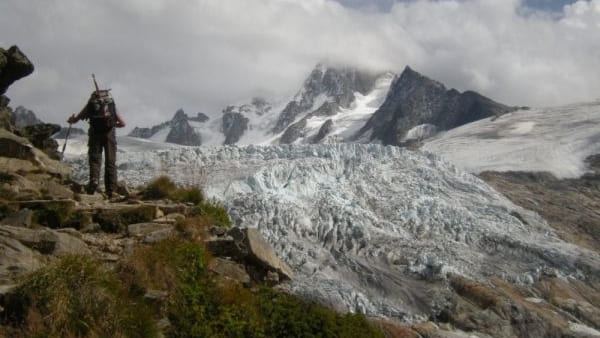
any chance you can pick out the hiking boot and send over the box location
[105,191,125,203]
[86,183,98,195]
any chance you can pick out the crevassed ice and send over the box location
[67,143,600,320]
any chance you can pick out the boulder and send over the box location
[53,230,90,255]
[209,257,251,285]
[0,208,33,227]
[0,234,43,284]
[20,123,61,160]
[0,46,34,96]
[93,204,159,233]
[206,227,293,282]
[127,222,174,243]
[0,129,70,178]
[205,236,239,258]
[228,227,293,281]
[0,225,89,256]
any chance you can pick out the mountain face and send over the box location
[12,105,43,127]
[272,65,381,136]
[128,65,513,148]
[354,66,515,145]
[128,109,205,146]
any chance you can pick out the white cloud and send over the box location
[0,0,599,131]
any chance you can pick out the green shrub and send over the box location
[191,200,232,227]
[141,176,177,200]
[256,287,384,338]
[140,176,204,205]
[3,255,157,338]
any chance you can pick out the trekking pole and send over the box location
[61,115,74,159]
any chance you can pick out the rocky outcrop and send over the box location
[312,119,334,143]
[222,109,249,145]
[0,46,34,96]
[0,46,34,133]
[205,227,293,282]
[279,119,306,144]
[129,108,202,146]
[20,123,61,160]
[355,66,515,145]
[0,128,70,178]
[165,110,202,146]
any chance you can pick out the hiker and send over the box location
[68,88,125,197]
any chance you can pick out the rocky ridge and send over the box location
[354,66,516,145]
[127,64,514,149]
[128,108,206,146]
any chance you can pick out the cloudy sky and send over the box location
[1,0,599,132]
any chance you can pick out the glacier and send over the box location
[66,143,600,320]
[423,100,600,178]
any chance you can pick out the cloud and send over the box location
[0,0,599,132]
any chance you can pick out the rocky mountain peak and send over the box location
[355,66,514,145]
[171,108,188,123]
[13,105,43,127]
[272,64,382,134]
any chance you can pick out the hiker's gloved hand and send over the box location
[67,115,77,124]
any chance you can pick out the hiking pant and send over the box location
[88,128,117,194]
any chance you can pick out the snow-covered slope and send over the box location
[423,101,600,178]
[66,143,600,320]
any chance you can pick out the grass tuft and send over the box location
[2,255,157,338]
[140,175,204,205]
[191,199,232,228]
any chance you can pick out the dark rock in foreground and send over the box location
[0,46,34,96]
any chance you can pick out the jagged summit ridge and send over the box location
[355,66,515,145]
[126,64,513,148]
[272,64,382,135]
[66,143,600,319]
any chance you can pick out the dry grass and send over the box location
[449,274,500,309]
[3,255,157,338]
[374,320,420,338]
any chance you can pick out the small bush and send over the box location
[191,200,232,227]
[141,176,177,200]
[140,176,204,205]
[3,255,157,338]
[175,216,213,241]
[172,186,204,205]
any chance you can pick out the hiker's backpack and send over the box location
[88,90,116,132]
